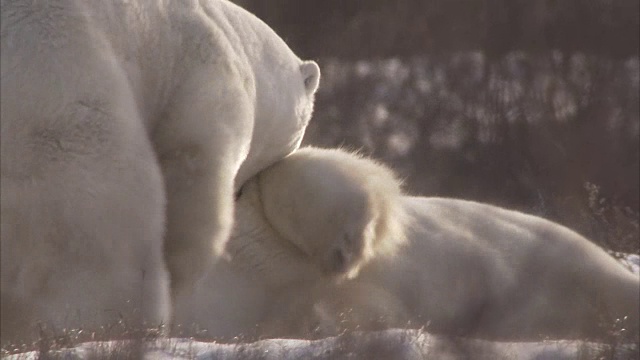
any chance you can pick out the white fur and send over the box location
[174,147,408,339]
[0,0,319,345]
[172,174,324,338]
[171,258,268,340]
[252,149,639,341]
[262,281,410,339]
[257,147,409,278]
[228,178,326,289]
[194,147,406,295]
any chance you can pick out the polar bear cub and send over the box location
[256,148,640,341]
[1,0,319,345]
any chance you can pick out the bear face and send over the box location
[1,0,318,345]
[254,147,409,279]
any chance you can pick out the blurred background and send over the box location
[237,0,639,254]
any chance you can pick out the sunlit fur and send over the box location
[257,147,410,279]
[172,147,411,338]
[252,148,639,341]
[262,280,410,339]
[1,0,319,345]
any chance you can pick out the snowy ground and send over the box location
[4,329,638,360]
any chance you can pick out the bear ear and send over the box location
[301,61,321,96]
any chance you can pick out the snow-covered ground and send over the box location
[4,329,638,360]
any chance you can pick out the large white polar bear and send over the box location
[251,148,640,341]
[0,0,320,345]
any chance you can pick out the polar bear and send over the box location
[250,148,639,341]
[0,0,320,345]
[172,148,406,338]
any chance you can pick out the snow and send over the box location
[4,329,638,360]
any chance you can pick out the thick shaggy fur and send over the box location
[253,149,640,341]
[172,176,321,339]
[257,147,409,278]
[1,0,319,345]
[262,281,410,339]
[173,147,408,337]
[171,257,269,340]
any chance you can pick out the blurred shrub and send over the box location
[236,0,638,59]
[303,54,639,253]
